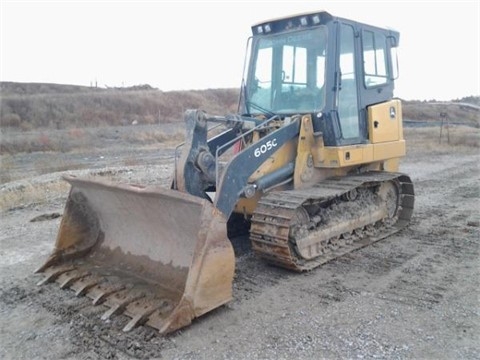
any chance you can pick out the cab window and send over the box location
[363,30,388,87]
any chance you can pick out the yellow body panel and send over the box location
[314,99,405,169]
[314,141,405,168]
[234,104,406,215]
[315,145,373,168]
[368,99,403,143]
[373,140,406,160]
[294,115,316,186]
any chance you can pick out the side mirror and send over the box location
[391,47,399,80]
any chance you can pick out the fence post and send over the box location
[439,112,450,144]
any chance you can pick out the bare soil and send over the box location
[0,125,479,360]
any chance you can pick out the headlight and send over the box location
[312,14,321,25]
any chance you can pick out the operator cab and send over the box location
[240,11,400,146]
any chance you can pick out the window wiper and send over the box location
[246,100,276,118]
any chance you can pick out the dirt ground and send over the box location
[0,125,479,359]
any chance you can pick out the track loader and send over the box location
[37,11,414,334]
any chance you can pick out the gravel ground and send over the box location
[0,125,479,359]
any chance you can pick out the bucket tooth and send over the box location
[58,270,91,289]
[123,314,149,332]
[144,302,176,331]
[101,304,122,321]
[122,298,169,332]
[89,284,126,305]
[101,290,146,321]
[36,265,76,286]
[70,275,102,297]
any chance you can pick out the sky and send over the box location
[1,0,479,101]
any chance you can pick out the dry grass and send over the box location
[402,99,479,125]
[0,167,147,211]
[120,129,184,145]
[0,155,14,183]
[404,125,480,155]
[0,179,70,212]
[1,125,185,155]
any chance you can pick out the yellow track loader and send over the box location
[37,11,414,334]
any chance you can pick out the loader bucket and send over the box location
[36,175,235,334]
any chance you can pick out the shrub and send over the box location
[1,113,22,127]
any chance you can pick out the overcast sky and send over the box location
[1,0,479,101]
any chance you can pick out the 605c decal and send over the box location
[254,139,278,157]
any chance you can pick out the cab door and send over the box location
[335,22,366,145]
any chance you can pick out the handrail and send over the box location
[214,115,280,190]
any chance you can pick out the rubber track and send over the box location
[250,172,414,271]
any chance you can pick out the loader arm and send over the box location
[174,109,254,197]
[174,109,300,218]
[174,109,218,199]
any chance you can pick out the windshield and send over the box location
[245,26,327,116]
